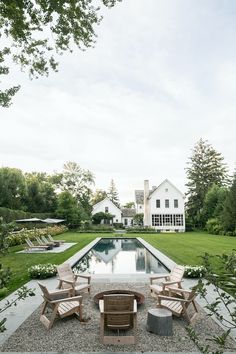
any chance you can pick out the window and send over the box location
[156,199,160,208]
[152,214,183,227]
[174,199,178,208]
[165,188,168,192]
[163,214,172,226]
[105,207,109,213]
[165,199,169,208]
[124,218,128,226]
[152,214,162,226]
[173,214,183,226]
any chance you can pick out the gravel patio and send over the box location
[0,282,235,353]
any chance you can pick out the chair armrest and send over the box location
[157,295,187,303]
[75,274,91,283]
[167,287,192,294]
[99,300,104,313]
[133,299,137,313]
[58,278,75,286]
[48,288,73,296]
[150,275,169,284]
[51,295,83,304]
[162,280,182,288]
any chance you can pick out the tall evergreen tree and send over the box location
[221,173,236,232]
[107,179,120,208]
[185,139,229,227]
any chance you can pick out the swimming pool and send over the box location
[73,238,168,274]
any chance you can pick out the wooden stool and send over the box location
[146,308,172,336]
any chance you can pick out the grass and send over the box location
[0,231,235,297]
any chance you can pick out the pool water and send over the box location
[73,238,168,274]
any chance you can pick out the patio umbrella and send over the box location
[43,218,65,224]
[15,218,45,223]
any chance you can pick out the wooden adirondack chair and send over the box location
[150,265,185,296]
[99,294,137,345]
[57,263,91,295]
[38,282,83,329]
[156,287,198,324]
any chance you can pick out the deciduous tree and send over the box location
[107,179,120,208]
[0,167,26,210]
[91,189,107,205]
[0,0,121,107]
[185,139,229,228]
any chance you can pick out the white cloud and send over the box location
[1,0,236,203]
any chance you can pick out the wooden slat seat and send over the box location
[99,294,137,345]
[156,287,198,324]
[150,265,185,296]
[38,282,83,329]
[57,263,91,296]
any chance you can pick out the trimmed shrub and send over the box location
[28,263,57,279]
[6,225,68,246]
[184,265,206,278]
[206,218,223,235]
[0,207,52,223]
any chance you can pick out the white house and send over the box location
[135,179,185,232]
[92,197,122,224]
[121,208,136,227]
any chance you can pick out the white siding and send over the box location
[148,180,185,232]
[92,198,122,223]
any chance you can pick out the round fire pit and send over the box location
[94,289,145,305]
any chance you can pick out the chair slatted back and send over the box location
[26,238,33,247]
[169,265,185,283]
[57,263,74,281]
[103,294,135,330]
[38,282,51,300]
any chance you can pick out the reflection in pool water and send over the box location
[73,238,168,274]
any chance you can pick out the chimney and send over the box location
[144,180,150,226]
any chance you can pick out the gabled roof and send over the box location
[135,190,144,204]
[92,197,121,212]
[121,208,136,217]
[148,179,184,199]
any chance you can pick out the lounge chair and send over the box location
[150,265,185,296]
[35,236,54,249]
[48,234,65,244]
[156,286,198,324]
[99,294,137,345]
[38,282,83,329]
[57,263,91,295]
[42,235,60,247]
[25,238,51,251]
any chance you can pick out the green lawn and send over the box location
[0,231,235,296]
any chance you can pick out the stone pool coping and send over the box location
[0,236,235,348]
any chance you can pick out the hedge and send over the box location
[6,225,68,246]
[0,207,52,223]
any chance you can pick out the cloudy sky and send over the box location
[1,0,236,203]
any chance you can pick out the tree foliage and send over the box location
[92,211,114,225]
[91,189,107,205]
[185,139,229,227]
[0,167,26,210]
[123,201,135,209]
[60,161,94,215]
[0,0,121,107]
[221,173,236,232]
[107,179,120,208]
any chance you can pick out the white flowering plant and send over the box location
[28,263,57,279]
[184,265,206,278]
